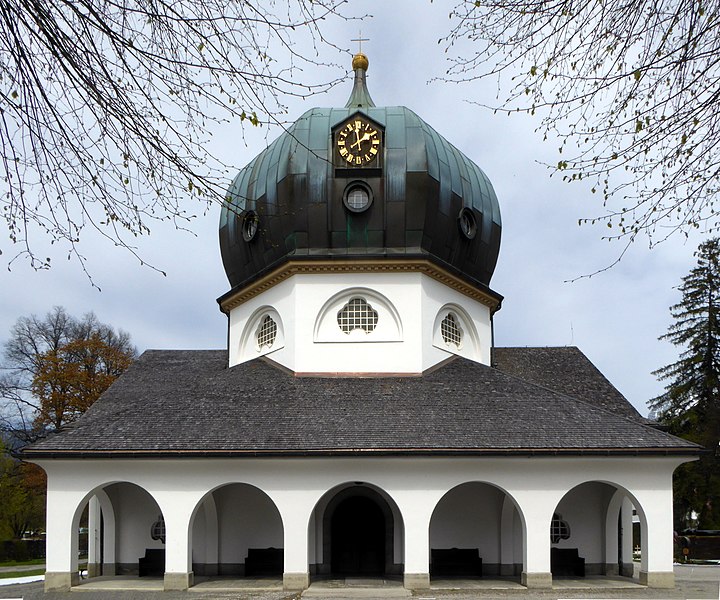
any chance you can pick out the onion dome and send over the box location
[219,54,501,294]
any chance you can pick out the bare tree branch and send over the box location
[442,0,720,249]
[0,0,355,276]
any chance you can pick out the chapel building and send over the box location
[24,54,699,593]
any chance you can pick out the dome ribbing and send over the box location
[219,57,501,295]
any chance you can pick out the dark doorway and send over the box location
[331,496,386,575]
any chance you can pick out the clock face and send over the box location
[336,118,381,166]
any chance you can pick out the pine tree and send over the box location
[651,238,720,529]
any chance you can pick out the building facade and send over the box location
[25,54,699,593]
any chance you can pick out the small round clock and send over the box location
[336,118,381,166]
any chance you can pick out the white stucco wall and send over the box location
[104,483,163,567]
[227,272,493,373]
[554,481,615,565]
[38,453,688,585]
[429,482,504,562]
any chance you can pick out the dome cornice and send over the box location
[217,257,503,315]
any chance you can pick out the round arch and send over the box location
[71,481,165,580]
[430,481,525,579]
[551,480,646,579]
[188,482,284,579]
[313,287,403,343]
[308,482,404,579]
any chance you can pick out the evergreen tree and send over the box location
[650,238,720,529]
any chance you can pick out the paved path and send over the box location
[0,565,717,600]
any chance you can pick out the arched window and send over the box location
[238,307,285,363]
[550,513,571,543]
[432,304,480,360]
[314,289,402,343]
[256,315,278,350]
[441,313,462,348]
[337,297,379,334]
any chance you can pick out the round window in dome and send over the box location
[242,210,259,242]
[458,207,477,240]
[343,182,373,213]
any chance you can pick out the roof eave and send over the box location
[21,447,703,460]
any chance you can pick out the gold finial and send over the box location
[351,32,369,71]
[352,52,369,71]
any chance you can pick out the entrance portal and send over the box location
[331,496,385,575]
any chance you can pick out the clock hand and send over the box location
[351,132,371,150]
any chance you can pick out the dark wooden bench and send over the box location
[431,548,482,577]
[245,547,283,576]
[551,547,585,577]
[139,548,165,577]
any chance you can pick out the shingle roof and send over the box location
[23,348,699,458]
[492,346,646,422]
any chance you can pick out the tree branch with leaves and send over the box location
[0,307,136,442]
[0,0,354,277]
[443,0,720,257]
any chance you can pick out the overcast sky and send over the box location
[0,1,708,416]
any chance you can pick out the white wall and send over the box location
[214,484,283,563]
[38,454,688,580]
[104,483,163,567]
[430,482,504,562]
[227,272,493,373]
[554,481,615,565]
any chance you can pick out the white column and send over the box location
[203,497,219,576]
[620,497,634,577]
[87,496,101,577]
[44,487,82,592]
[604,490,623,575]
[636,487,675,587]
[96,489,116,575]
[155,494,195,591]
[273,491,313,591]
[515,490,555,589]
[395,491,436,590]
[500,495,516,576]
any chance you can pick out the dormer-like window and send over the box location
[441,313,463,348]
[256,315,278,350]
[337,297,379,334]
[432,305,479,360]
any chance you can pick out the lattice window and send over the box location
[550,513,571,544]
[256,315,277,349]
[347,187,370,210]
[150,515,166,544]
[337,298,378,334]
[441,313,462,347]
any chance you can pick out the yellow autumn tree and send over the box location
[31,333,134,431]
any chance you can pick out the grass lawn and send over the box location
[0,558,46,579]
[0,568,44,579]
[0,558,44,567]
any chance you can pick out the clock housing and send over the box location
[333,112,384,174]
